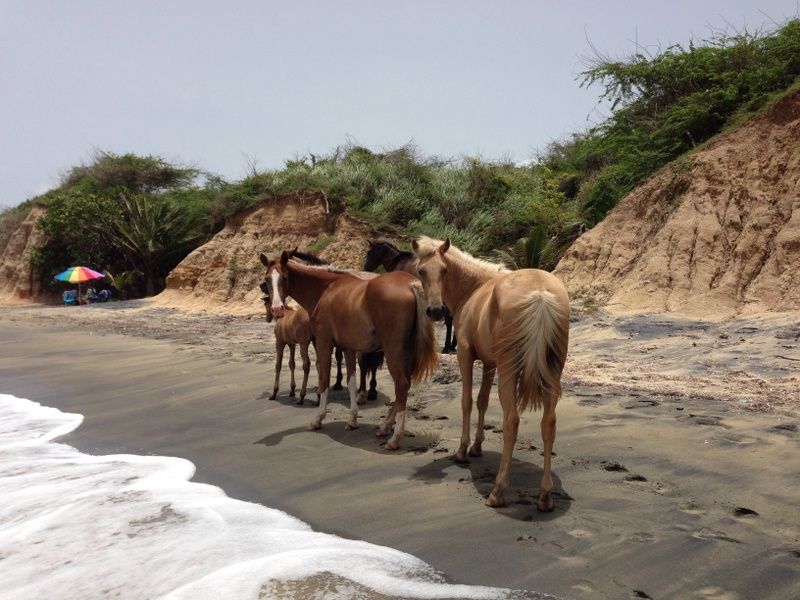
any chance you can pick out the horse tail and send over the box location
[495,290,569,412]
[410,281,438,382]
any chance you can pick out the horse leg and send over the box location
[454,345,474,463]
[333,347,344,390]
[443,312,454,353]
[344,350,360,430]
[269,340,285,400]
[537,394,559,512]
[469,364,496,457]
[357,354,368,405]
[309,341,333,430]
[288,344,297,399]
[484,368,519,508]
[299,342,311,404]
[383,347,411,451]
[368,357,378,401]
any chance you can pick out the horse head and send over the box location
[363,240,388,272]
[259,249,295,319]
[412,237,450,321]
[258,278,274,323]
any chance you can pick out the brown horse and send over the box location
[413,236,570,511]
[260,250,437,449]
[260,274,383,405]
[260,283,313,403]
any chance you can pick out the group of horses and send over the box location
[259,237,570,512]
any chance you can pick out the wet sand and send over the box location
[1,302,799,599]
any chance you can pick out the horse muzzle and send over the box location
[426,305,445,321]
[271,304,285,319]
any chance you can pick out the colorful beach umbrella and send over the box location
[54,266,105,284]
[54,267,106,304]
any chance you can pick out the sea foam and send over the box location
[0,394,551,600]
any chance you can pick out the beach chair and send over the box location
[62,290,78,305]
[95,289,111,302]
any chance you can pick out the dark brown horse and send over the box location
[414,236,570,511]
[261,250,437,449]
[363,240,457,353]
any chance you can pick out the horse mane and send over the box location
[287,249,359,275]
[291,249,331,265]
[413,236,510,274]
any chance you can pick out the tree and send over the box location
[107,193,203,296]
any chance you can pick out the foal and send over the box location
[260,281,312,403]
[413,236,570,511]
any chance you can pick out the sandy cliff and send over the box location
[0,204,47,304]
[555,88,800,316]
[158,192,376,313]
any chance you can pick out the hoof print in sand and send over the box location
[733,506,759,517]
[601,461,628,472]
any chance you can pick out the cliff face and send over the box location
[555,88,800,316]
[159,192,376,313]
[0,204,47,304]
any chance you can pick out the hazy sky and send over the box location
[2,1,798,208]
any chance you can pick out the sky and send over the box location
[1,0,798,208]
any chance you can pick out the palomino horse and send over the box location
[260,250,437,448]
[364,240,458,353]
[260,280,313,403]
[413,237,570,511]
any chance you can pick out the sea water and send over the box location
[0,394,552,600]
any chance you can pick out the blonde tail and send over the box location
[495,290,569,412]
[410,282,439,382]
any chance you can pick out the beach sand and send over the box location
[1,302,799,599]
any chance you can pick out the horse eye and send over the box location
[418,268,426,276]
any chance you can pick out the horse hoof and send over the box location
[384,440,400,451]
[268,394,277,401]
[345,422,360,430]
[468,445,483,457]
[308,421,322,431]
[367,390,378,401]
[537,493,555,513]
[483,493,506,508]
[453,452,470,464]
[289,390,296,398]
[332,383,343,391]
[376,427,390,438]
[295,398,303,406]
[357,394,367,406]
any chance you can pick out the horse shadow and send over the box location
[254,389,439,456]
[411,450,572,521]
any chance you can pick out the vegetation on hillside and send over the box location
[547,19,800,222]
[1,19,797,298]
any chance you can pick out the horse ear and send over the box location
[439,238,451,254]
[412,239,419,251]
[280,250,290,265]
[259,253,270,266]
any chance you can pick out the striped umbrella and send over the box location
[54,266,105,303]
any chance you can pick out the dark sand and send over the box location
[1,302,799,599]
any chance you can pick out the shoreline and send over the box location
[2,303,799,599]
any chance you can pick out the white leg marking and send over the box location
[387,410,406,448]
[312,388,329,428]
[346,374,359,428]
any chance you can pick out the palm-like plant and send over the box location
[107,194,202,296]
[493,225,556,270]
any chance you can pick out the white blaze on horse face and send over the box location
[269,270,285,318]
